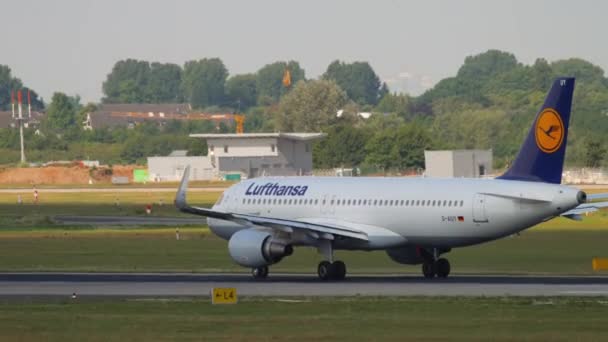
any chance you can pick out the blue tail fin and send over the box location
[498,77,575,184]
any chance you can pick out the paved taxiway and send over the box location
[52,215,205,226]
[0,273,607,297]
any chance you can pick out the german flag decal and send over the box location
[458,216,464,222]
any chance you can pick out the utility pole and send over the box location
[16,90,26,164]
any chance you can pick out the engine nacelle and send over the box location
[228,229,293,268]
[386,246,425,265]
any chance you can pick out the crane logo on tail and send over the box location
[535,108,564,153]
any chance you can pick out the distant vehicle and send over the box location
[176,78,608,280]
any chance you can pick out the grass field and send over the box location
[0,191,221,228]
[0,229,606,274]
[0,297,606,341]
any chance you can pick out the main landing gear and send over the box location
[316,240,347,281]
[317,260,347,281]
[422,258,451,278]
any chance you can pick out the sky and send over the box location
[2,0,607,103]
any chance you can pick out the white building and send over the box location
[191,133,326,179]
[147,133,326,181]
[148,150,214,182]
[424,150,493,178]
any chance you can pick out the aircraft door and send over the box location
[472,193,488,223]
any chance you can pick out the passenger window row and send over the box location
[241,197,465,207]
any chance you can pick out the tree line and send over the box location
[0,50,607,168]
[101,58,386,111]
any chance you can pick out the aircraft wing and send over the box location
[174,166,369,241]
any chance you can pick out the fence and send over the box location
[562,168,608,185]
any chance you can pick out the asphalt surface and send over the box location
[53,215,205,226]
[0,273,607,297]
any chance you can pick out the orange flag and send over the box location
[282,68,292,88]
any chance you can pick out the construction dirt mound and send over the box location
[0,165,136,185]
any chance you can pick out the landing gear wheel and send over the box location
[252,266,269,279]
[332,260,347,280]
[422,261,436,278]
[318,261,332,281]
[436,258,451,278]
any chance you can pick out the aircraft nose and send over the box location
[577,191,587,204]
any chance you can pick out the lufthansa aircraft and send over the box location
[175,77,608,280]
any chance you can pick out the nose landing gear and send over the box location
[252,266,269,279]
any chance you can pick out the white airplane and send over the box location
[175,77,608,280]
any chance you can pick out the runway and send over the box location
[0,273,607,297]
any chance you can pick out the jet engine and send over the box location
[386,246,425,265]
[228,229,293,268]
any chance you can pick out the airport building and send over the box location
[147,150,215,182]
[424,150,493,178]
[147,133,326,181]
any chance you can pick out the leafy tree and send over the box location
[0,65,44,110]
[363,128,398,170]
[103,60,183,103]
[392,124,433,169]
[313,124,370,168]
[46,92,78,131]
[187,138,207,156]
[256,61,305,104]
[244,107,276,132]
[457,50,518,80]
[146,62,183,102]
[363,123,432,171]
[276,80,347,132]
[102,59,151,103]
[584,140,605,167]
[552,59,607,85]
[531,58,553,90]
[323,60,383,105]
[225,74,257,110]
[375,93,411,119]
[182,58,228,109]
[120,134,146,163]
[362,112,404,132]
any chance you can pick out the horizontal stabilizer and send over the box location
[588,193,608,201]
[561,201,608,217]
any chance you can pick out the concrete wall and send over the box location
[148,156,214,181]
[277,138,313,172]
[424,151,455,177]
[206,138,279,157]
[452,150,492,177]
[425,150,492,178]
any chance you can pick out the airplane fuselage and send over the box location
[208,176,582,250]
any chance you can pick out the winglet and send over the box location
[175,166,190,209]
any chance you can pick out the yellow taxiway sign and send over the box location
[211,287,237,304]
